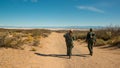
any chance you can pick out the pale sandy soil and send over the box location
[0,32,120,68]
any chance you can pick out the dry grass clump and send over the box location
[95,39,106,46]
[73,30,87,40]
[96,31,112,41]
[0,29,51,49]
[30,47,37,51]
[0,32,24,48]
[95,26,120,47]
[75,33,87,40]
[108,36,120,48]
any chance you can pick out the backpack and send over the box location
[87,32,93,40]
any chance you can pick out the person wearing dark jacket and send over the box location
[86,28,96,56]
[64,30,75,59]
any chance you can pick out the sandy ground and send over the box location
[0,32,120,68]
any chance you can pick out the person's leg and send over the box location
[67,47,71,59]
[91,42,94,56]
[67,46,69,56]
[68,46,73,59]
[88,42,93,56]
[88,43,91,54]
[89,42,94,56]
[66,43,69,56]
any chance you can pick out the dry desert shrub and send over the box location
[95,39,106,46]
[73,31,87,40]
[0,29,51,49]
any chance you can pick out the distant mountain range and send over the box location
[0,26,104,29]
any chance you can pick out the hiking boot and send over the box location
[90,53,93,56]
[68,56,71,59]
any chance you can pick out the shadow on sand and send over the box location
[94,44,120,50]
[34,53,89,59]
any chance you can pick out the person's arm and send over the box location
[93,36,96,46]
[63,34,66,38]
[72,35,76,41]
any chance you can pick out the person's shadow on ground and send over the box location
[34,53,89,59]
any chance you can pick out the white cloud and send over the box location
[77,6,105,13]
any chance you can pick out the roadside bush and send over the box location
[111,36,120,48]
[30,47,36,51]
[107,40,113,45]
[73,31,87,40]
[76,33,86,40]
[0,29,51,49]
[95,39,106,46]
[32,37,40,46]
[33,39,40,46]
[0,33,24,48]
[96,31,112,41]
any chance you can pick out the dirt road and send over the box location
[0,32,120,68]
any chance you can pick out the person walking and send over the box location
[86,28,96,56]
[64,30,75,59]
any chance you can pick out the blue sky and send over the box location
[0,0,120,26]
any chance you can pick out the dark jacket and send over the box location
[86,32,96,43]
[64,33,74,44]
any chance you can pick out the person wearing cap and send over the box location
[64,29,75,59]
[86,28,96,56]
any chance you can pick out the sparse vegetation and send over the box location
[95,26,120,47]
[73,30,87,40]
[95,39,106,46]
[73,26,120,48]
[30,47,37,51]
[0,26,119,49]
[0,28,51,49]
